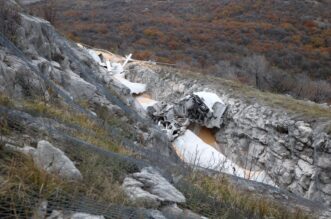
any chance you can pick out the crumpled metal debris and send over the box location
[147,94,227,141]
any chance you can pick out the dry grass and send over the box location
[0,94,132,155]
[0,149,131,217]
[0,150,72,217]
[75,152,130,205]
[0,93,14,107]
[23,100,134,155]
[0,93,132,155]
[23,100,97,130]
[0,94,138,214]
[184,172,311,219]
[71,128,132,155]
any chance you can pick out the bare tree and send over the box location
[213,60,238,80]
[41,0,58,24]
[242,55,268,89]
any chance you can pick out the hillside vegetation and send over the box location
[28,0,331,103]
[1,1,330,218]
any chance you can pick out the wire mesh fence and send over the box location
[0,188,161,219]
[0,31,282,219]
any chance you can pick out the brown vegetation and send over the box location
[0,0,20,41]
[27,0,331,103]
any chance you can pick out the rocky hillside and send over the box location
[27,0,331,103]
[1,1,331,218]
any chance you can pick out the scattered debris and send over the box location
[193,91,225,112]
[85,47,146,94]
[147,93,227,140]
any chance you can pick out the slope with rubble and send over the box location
[0,1,331,219]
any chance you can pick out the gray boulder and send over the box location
[122,167,186,206]
[144,210,167,219]
[6,141,82,181]
[47,210,105,219]
[161,204,208,219]
[33,140,82,181]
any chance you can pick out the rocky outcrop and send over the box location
[216,102,331,206]
[122,167,186,206]
[0,13,121,115]
[121,167,210,219]
[6,140,82,181]
[126,63,331,206]
[0,49,47,98]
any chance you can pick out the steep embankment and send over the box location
[125,62,331,206]
[1,2,331,218]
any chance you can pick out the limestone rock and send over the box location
[47,210,105,219]
[161,204,208,219]
[319,210,331,219]
[0,51,46,98]
[317,155,331,169]
[321,184,331,195]
[297,159,314,176]
[122,167,186,205]
[5,141,82,180]
[144,210,167,219]
[295,121,312,144]
[62,69,97,100]
[33,140,82,181]
[122,177,161,206]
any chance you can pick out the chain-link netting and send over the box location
[0,29,179,168]
[0,187,167,219]
[0,105,253,219]
[0,31,281,219]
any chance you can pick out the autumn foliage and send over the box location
[28,0,331,103]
